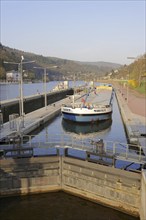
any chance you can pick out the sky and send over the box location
[1,0,146,65]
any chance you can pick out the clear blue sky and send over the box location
[1,0,145,64]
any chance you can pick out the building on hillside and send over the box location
[6,70,20,82]
[52,81,69,91]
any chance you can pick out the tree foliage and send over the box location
[118,54,146,86]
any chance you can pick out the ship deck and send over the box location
[76,86,114,106]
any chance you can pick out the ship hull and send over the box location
[61,110,112,122]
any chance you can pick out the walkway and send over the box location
[113,81,146,155]
[0,96,71,141]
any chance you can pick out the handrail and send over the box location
[0,134,145,164]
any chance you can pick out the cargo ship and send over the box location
[61,83,114,123]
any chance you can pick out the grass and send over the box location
[135,83,146,94]
[116,80,146,95]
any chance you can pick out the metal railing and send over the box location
[1,134,145,164]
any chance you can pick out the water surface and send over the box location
[0,192,139,220]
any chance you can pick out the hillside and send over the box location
[77,61,121,69]
[0,44,122,81]
[117,54,146,82]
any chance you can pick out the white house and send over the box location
[6,70,20,82]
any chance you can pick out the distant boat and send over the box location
[61,83,114,123]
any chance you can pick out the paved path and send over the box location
[113,82,146,155]
[0,96,71,141]
[118,83,146,118]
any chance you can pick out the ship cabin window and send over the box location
[94,110,101,112]
[64,108,71,112]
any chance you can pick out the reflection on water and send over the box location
[62,118,112,136]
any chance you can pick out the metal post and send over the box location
[20,58,24,117]
[44,68,47,109]
[0,112,3,129]
[34,66,57,109]
[19,57,25,128]
[104,141,107,153]
[4,58,35,129]
[73,73,75,108]
[18,64,22,117]
[18,63,24,128]
[139,146,142,162]
[126,144,128,159]
[126,82,129,103]
[126,73,129,104]
[29,135,31,147]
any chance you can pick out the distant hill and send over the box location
[77,61,121,69]
[0,44,122,81]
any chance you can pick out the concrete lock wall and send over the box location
[1,89,73,123]
[140,170,146,220]
[0,156,141,217]
[61,157,141,217]
[0,156,61,196]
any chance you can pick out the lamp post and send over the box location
[34,66,57,109]
[20,56,24,121]
[4,57,35,127]
[33,67,47,109]
[126,73,129,104]
[44,68,47,108]
[122,67,130,103]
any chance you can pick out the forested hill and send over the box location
[0,44,121,81]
